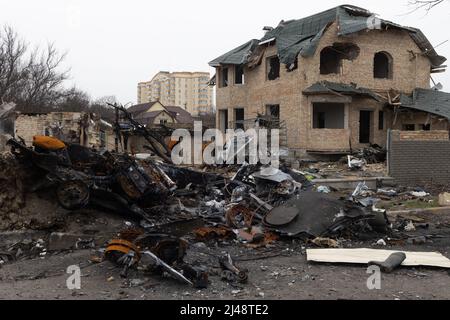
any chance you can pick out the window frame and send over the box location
[266,56,280,81]
[373,51,393,79]
[234,65,245,85]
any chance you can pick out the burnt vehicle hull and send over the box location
[7,138,172,222]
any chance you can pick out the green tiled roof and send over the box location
[209,5,446,68]
[400,88,450,119]
[303,81,381,101]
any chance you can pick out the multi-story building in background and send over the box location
[138,71,214,116]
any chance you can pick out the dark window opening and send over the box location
[313,103,345,129]
[374,52,392,79]
[360,111,372,144]
[219,110,229,132]
[234,108,245,130]
[320,43,359,75]
[266,104,280,120]
[378,111,384,130]
[317,112,326,129]
[402,124,415,131]
[267,56,280,80]
[422,124,431,131]
[235,65,244,84]
[220,67,229,87]
[320,47,341,75]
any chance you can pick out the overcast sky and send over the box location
[1,0,450,104]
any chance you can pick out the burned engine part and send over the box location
[152,239,188,266]
[105,239,141,278]
[180,264,209,289]
[56,180,90,210]
[225,205,255,229]
[219,253,248,284]
[142,250,193,286]
[134,234,188,263]
[158,162,224,189]
[7,138,172,222]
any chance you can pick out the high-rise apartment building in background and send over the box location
[138,71,214,116]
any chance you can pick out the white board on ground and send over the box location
[306,248,450,269]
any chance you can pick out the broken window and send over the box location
[320,43,359,75]
[234,108,245,130]
[320,47,341,75]
[235,65,244,84]
[220,67,229,88]
[267,56,280,80]
[402,124,415,131]
[374,52,392,79]
[378,111,384,130]
[266,104,280,120]
[313,103,345,129]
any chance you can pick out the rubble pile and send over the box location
[1,136,389,284]
[0,152,26,229]
[2,133,450,290]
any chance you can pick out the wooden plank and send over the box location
[307,248,450,269]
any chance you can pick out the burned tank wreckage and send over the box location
[4,104,389,288]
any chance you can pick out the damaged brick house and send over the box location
[0,106,115,151]
[119,101,195,153]
[209,5,449,159]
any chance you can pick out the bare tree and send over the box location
[90,95,118,122]
[0,25,69,110]
[408,0,446,12]
[0,26,28,104]
[57,87,91,112]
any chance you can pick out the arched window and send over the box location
[374,52,393,79]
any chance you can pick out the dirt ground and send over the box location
[0,202,449,301]
[1,242,449,300]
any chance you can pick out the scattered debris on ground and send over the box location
[1,132,450,298]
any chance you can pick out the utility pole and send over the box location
[114,104,119,153]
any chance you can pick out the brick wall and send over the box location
[15,113,82,146]
[392,130,449,141]
[14,112,115,151]
[388,130,450,185]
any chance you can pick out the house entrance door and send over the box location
[359,110,372,144]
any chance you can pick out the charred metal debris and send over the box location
[5,129,394,288]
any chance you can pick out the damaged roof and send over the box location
[127,102,159,117]
[399,88,450,120]
[165,106,195,124]
[130,102,195,124]
[209,5,446,68]
[303,81,382,101]
[209,40,260,67]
